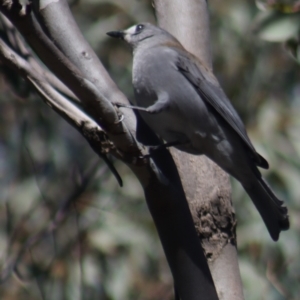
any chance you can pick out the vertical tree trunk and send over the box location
[154,1,245,299]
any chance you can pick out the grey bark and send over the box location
[154,0,245,299]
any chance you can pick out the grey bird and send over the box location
[107,23,289,241]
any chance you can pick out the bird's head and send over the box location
[107,23,173,49]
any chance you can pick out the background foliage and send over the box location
[0,0,299,299]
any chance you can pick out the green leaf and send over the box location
[253,11,300,42]
[256,0,300,13]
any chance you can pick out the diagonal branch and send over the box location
[0,0,138,156]
[0,34,122,185]
[0,13,77,100]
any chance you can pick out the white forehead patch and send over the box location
[125,25,137,35]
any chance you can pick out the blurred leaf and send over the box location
[256,0,300,13]
[239,259,270,300]
[253,11,300,42]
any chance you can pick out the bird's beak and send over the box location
[106,30,125,39]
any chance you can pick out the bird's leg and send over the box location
[146,92,169,113]
[114,91,170,114]
[113,102,149,112]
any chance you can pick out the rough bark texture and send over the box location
[154,0,244,299]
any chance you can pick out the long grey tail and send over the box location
[243,177,289,241]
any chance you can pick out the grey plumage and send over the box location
[107,23,289,241]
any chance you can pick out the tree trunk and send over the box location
[154,1,244,299]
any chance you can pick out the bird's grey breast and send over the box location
[132,47,175,100]
[132,51,154,99]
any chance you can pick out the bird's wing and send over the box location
[175,50,269,169]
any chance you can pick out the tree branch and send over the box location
[0,0,138,156]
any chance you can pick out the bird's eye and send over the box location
[136,24,144,33]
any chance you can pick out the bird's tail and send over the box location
[243,177,289,241]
